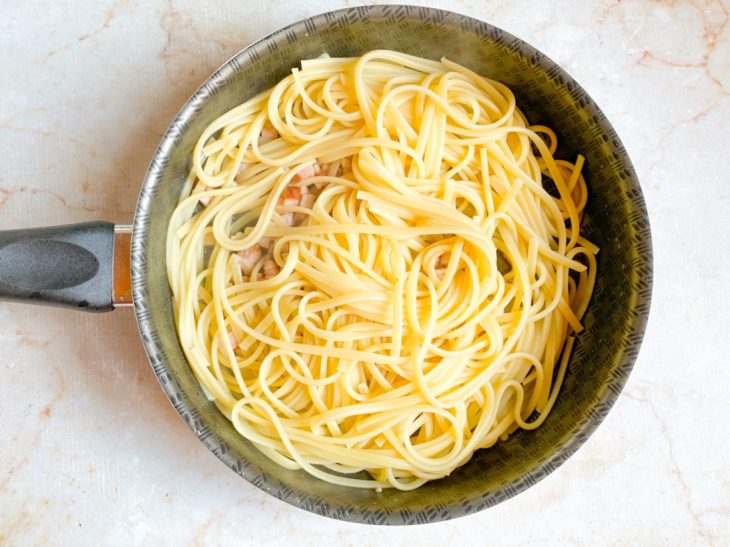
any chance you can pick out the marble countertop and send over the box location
[1,1,728,545]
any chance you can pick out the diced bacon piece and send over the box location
[236,244,263,275]
[279,212,305,226]
[199,195,211,206]
[317,162,331,175]
[258,236,273,250]
[260,125,278,143]
[263,259,280,278]
[280,212,295,226]
[279,185,301,207]
[299,193,316,209]
[313,181,327,191]
[227,331,239,348]
[294,163,317,181]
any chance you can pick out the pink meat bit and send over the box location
[279,185,301,207]
[199,195,212,206]
[262,258,280,278]
[299,193,316,209]
[227,330,239,348]
[236,244,263,275]
[294,163,317,181]
[260,125,278,143]
[258,236,274,250]
[274,180,316,226]
[280,212,296,226]
[278,212,306,226]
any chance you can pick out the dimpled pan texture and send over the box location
[131,5,652,525]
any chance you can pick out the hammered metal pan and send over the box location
[0,6,652,524]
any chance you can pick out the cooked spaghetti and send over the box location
[166,50,597,490]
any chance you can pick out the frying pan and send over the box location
[0,6,652,524]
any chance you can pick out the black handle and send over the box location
[0,222,115,312]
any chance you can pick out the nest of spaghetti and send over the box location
[167,50,597,490]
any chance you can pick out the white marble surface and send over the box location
[1,0,728,545]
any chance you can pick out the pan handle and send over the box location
[0,222,133,312]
